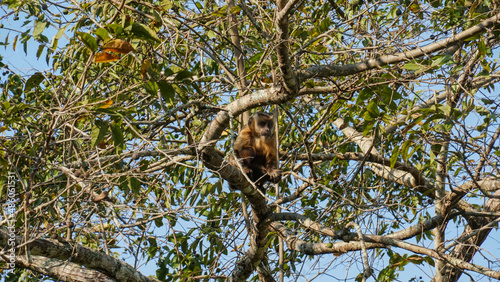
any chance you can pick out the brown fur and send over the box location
[231,112,280,192]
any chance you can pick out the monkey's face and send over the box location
[250,113,275,141]
[256,120,274,138]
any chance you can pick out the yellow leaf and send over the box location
[140,59,151,80]
[98,140,108,149]
[94,52,120,63]
[409,2,420,12]
[99,99,113,108]
[102,39,135,54]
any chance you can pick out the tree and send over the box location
[1,0,500,280]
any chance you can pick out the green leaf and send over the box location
[425,256,435,266]
[36,44,44,58]
[111,120,124,154]
[441,105,452,116]
[429,150,436,165]
[175,70,193,81]
[154,217,163,228]
[363,110,374,122]
[230,5,242,14]
[464,34,480,41]
[54,24,68,40]
[158,80,175,106]
[33,20,48,38]
[24,72,45,92]
[127,176,141,194]
[95,28,110,41]
[2,101,11,111]
[366,100,380,118]
[206,30,216,39]
[401,140,412,162]
[76,32,97,52]
[356,88,373,103]
[362,120,376,136]
[431,54,452,67]
[478,39,487,56]
[200,183,209,196]
[161,0,173,10]
[130,22,160,42]
[481,98,494,105]
[172,84,187,103]
[143,81,158,96]
[106,23,124,35]
[390,146,399,169]
[170,65,183,73]
[91,119,109,148]
[402,63,421,71]
[212,5,228,17]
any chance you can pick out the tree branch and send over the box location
[12,255,115,282]
[276,0,299,94]
[270,221,385,255]
[0,230,158,282]
[296,13,500,82]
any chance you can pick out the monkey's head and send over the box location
[249,112,275,141]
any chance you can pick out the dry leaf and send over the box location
[99,99,113,109]
[94,52,120,63]
[102,39,135,54]
[140,59,151,80]
[93,191,109,202]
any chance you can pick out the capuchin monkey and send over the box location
[231,112,280,192]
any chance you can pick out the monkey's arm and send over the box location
[265,151,281,183]
[233,129,254,174]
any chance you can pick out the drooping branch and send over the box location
[361,232,500,279]
[296,13,500,82]
[269,212,449,240]
[333,117,434,195]
[270,221,385,255]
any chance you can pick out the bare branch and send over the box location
[296,13,500,82]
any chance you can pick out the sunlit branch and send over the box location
[296,13,500,82]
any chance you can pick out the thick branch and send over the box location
[333,118,433,195]
[197,87,292,280]
[443,178,500,214]
[0,230,158,282]
[12,255,115,282]
[198,86,285,150]
[270,212,447,238]
[271,214,500,279]
[271,221,385,255]
[443,190,500,281]
[276,0,299,93]
[296,13,500,82]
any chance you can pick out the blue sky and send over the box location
[2,7,500,282]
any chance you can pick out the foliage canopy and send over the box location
[1,0,500,281]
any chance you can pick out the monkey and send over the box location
[231,112,280,192]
